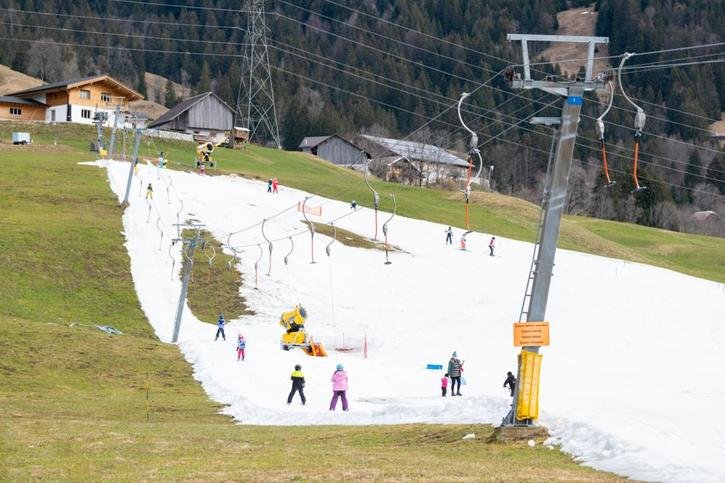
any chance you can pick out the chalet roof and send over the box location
[361,135,469,168]
[299,135,334,148]
[148,92,233,129]
[0,95,47,107]
[299,134,370,157]
[9,74,143,101]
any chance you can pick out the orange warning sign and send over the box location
[513,322,550,347]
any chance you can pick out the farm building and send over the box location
[148,92,233,140]
[359,135,470,185]
[299,134,369,166]
[0,96,47,122]
[6,74,143,126]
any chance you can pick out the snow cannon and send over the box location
[278,305,327,357]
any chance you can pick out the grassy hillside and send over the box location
[2,122,723,283]
[0,128,622,479]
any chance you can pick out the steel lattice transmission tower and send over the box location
[235,0,281,148]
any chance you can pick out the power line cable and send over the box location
[322,0,724,124]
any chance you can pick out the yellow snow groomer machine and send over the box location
[279,305,327,357]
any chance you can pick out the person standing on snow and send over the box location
[445,226,453,245]
[236,333,246,361]
[489,236,496,256]
[287,364,306,405]
[441,373,449,397]
[504,371,516,397]
[272,177,279,194]
[146,183,153,199]
[448,352,463,396]
[329,363,349,411]
[267,179,273,193]
[214,313,226,341]
[350,200,357,210]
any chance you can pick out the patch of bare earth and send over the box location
[0,64,44,95]
[540,5,611,78]
[144,72,191,103]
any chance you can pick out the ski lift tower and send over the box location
[501,34,608,428]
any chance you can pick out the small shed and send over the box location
[148,92,233,139]
[299,134,369,166]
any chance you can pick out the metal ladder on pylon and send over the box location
[518,130,558,323]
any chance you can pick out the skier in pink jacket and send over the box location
[329,363,349,411]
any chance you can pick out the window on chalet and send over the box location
[101,92,112,102]
[79,89,91,100]
[10,107,22,116]
[81,109,92,119]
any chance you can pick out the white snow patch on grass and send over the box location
[99,160,725,482]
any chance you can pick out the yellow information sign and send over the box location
[516,350,543,420]
[513,321,550,346]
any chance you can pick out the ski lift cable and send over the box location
[4,17,717,136]
[6,26,714,156]
[267,48,720,159]
[222,198,311,248]
[277,2,721,131]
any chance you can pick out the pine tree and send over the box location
[164,80,177,108]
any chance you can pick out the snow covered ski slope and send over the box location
[100,160,725,482]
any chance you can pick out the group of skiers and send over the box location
[214,317,514,409]
[445,227,496,255]
[214,314,350,410]
[286,363,350,411]
[267,177,280,193]
[440,351,516,399]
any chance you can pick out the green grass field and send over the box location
[0,125,625,479]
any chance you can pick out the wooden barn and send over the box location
[148,92,233,139]
[299,134,369,166]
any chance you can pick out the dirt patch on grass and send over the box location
[181,229,252,324]
[302,221,397,252]
[540,5,611,78]
[0,64,43,95]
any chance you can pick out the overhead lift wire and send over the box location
[7,4,720,128]
[5,17,719,155]
[319,0,725,124]
[1,28,720,185]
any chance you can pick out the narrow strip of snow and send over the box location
[98,160,725,482]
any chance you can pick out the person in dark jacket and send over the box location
[447,352,463,396]
[445,226,453,245]
[287,364,306,405]
[214,314,226,341]
[504,371,516,397]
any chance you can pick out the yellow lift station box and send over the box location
[516,350,543,421]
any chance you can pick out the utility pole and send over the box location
[108,104,122,160]
[122,127,143,207]
[171,224,204,343]
[234,0,281,148]
[502,34,608,427]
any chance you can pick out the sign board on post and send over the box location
[513,321,550,347]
